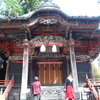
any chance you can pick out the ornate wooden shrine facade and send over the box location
[0,0,100,99]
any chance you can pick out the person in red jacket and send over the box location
[32,76,41,100]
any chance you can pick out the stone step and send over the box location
[0,95,5,100]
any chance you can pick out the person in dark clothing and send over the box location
[64,74,76,100]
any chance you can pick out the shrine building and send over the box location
[0,0,100,100]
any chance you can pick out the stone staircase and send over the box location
[0,85,95,100]
[7,86,65,100]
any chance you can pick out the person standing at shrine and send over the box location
[32,76,41,100]
[64,74,76,100]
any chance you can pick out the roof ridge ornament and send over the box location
[39,18,58,25]
[37,0,60,9]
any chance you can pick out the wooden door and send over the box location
[37,62,63,84]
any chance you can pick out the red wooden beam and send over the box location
[40,59,59,62]
[32,31,65,35]
[29,42,68,47]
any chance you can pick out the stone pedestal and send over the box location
[20,93,27,100]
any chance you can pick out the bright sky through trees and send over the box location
[0,0,100,17]
[53,0,100,16]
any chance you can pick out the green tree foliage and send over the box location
[1,0,43,17]
[4,0,24,16]
[22,0,43,14]
[92,62,100,78]
[92,67,100,78]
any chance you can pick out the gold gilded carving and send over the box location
[29,47,34,55]
[23,39,29,47]
[30,35,67,44]
[62,47,69,54]
[68,39,75,46]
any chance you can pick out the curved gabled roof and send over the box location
[0,0,99,40]
[0,0,100,22]
[0,0,100,58]
[0,0,100,41]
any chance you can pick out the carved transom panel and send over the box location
[30,35,67,44]
[33,53,65,58]
[39,18,58,25]
[34,25,63,32]
[66,55,90,60]
[9,54,90,60]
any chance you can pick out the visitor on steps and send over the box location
[64,74,76,100]
[32,76,41,100]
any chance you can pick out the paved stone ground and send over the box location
[0,95,5,100]
[79,87,94,100]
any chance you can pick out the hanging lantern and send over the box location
[52,44,57,52]
[40,44,46,52]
